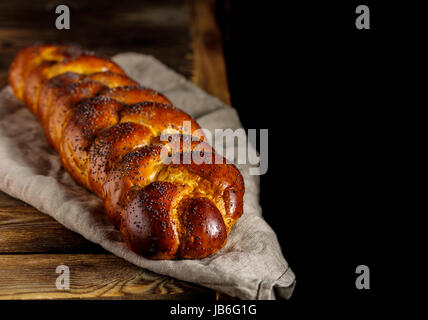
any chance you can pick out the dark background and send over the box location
[216,0,421,313]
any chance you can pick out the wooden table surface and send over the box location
[0,0,231,300]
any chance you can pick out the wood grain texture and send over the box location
[0,202,105,253]
[0,254,214,299]
[0,0,193,77]
[191,0,230,104]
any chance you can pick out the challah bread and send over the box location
[8,44,244,259]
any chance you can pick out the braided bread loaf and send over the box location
[8,44,244,259]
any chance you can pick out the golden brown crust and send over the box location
[8,44,245,259]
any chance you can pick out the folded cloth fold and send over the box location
[0,52,295,300]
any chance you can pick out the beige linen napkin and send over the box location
[0,53,295,299]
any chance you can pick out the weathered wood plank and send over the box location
[191,0,230,104]
[0,0,189,28]
[0,0,192,78]
[0,202,105,253]
[0,254,215,299]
